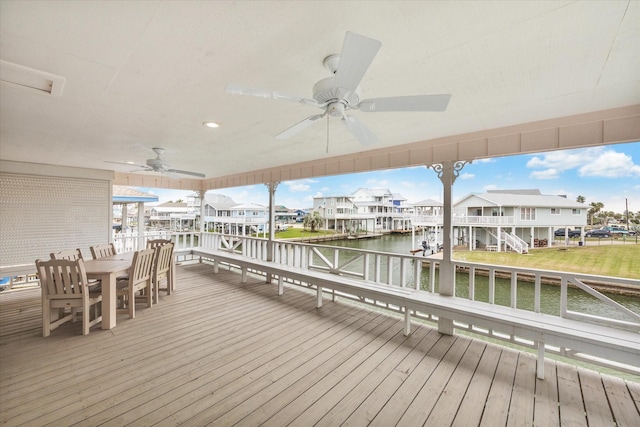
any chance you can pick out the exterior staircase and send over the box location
[484,228,529,254]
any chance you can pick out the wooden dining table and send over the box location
[83,252,134,330]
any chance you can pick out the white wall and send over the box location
[0,161,112,269]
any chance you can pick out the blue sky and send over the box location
[141,141,640,214]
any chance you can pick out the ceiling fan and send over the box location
[226,31,451,146]
[106,147,205,178]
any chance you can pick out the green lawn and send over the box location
[454,244,640,279]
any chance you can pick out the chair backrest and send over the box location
[50,248,84,261]
[153,242,174,281]
[90,243,116,259]
[147,239,172,249]
[128,247,156,287]
[36,258,89,298]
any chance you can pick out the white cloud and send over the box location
[526,148,599,171]
[529,168,560,180]
[473,158,494,164]
[282,179,319,192]
[286,182,311,192]
[459,173,474,180]
[579,151,640,178]
[366,178,389,187]
[526,146,640,180]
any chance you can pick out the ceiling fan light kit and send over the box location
[225,31,451,146]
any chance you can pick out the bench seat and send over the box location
[183,247,640,379]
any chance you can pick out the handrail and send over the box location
[119,231,640,372]
[202,234,640,326]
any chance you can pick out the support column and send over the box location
[265,181,279,284]
[530,226,534,249]
[431,160,468,335]
[137,201,145,250]
[197,190,205,234]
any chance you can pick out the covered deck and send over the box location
[2,262,639,426]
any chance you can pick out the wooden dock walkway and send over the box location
[1,263,639,426]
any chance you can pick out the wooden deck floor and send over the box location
[1,263,639,426]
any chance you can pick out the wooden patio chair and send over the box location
[50,248,85,261]
[116,247,155,319]
[51,248,100,289]
[36,258,102,336]
[90,243,116,259]
[152,242,174,303]
[147,239,172,249]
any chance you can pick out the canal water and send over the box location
[321,233,640,321]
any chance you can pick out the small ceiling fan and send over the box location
[226,31,451,146]
[106,147,205,178]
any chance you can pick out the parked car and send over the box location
[554,228,581,238]
[600,226,631,236]
[585,229,612,238]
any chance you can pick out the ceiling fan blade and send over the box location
[359,94,451,112]
[276,113,326,140]
[166,169,205,178]
[105,160,150,169]
[342,114,379,146]
[225,83,319,107]
[332,32,382,95]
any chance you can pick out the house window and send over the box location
[520,207,536,221]
[572,208,581,215]
[550,208,560,215]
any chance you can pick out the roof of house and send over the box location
[351,188,392,198]
[487,189,542,195]
[456,190,586,208]
[112,185,159,204]
[203,193,237,209]
[412,199,443,207]
[232,203,267,210]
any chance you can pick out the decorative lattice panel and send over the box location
[0,173,110,267]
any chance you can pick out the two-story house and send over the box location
[453,189,588,252]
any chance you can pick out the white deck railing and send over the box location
[410,214,516,226]
[187,233,640,373]
[5,231,637,372]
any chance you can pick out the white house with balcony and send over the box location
[351,188,411,232]
[313,196,371,233]
[148,202,197,231]
[199,193,237,232]
[313,188,412,234]
[228,203,268,236]
[454,189,587,252]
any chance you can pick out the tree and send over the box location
[303,211,323,232]
[576,195,586,203]
[588,201,604,226]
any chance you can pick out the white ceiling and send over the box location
[1,1,638,183]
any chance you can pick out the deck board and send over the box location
[1,262,639,426]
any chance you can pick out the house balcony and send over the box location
[2,259,639,426]
[411,215,517,227]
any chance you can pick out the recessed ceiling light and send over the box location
[203,121,220,128]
